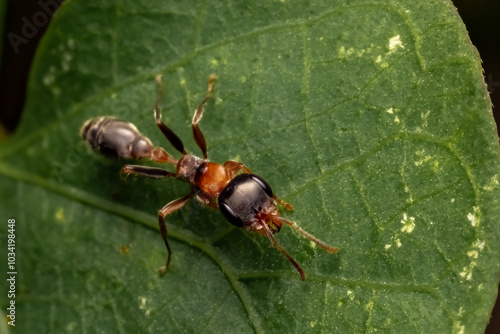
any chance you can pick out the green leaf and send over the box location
[1,0,499,332]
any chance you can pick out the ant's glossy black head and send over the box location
[218,173,275,229]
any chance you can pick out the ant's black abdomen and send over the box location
[218,173,275,228]
[81,116,153,160]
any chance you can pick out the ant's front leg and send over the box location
[196,192,219,209]
[273,195,293,211]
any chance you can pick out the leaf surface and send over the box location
[1,0,499,333]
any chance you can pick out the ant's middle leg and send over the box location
[157,192,195,276]
[192,75,216,159]
[154,75,187,155]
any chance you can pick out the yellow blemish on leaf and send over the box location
[414,149,433,166]
[55,208,65,221]
[421,110,430,127]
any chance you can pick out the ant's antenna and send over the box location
[276,216,338,253]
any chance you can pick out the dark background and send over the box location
[1,0,499,332]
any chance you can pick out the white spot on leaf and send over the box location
[62,52,72,71]
[389,35,404,50]
[396,238,402,247]
[138,296,151,316]
[467,206,479,227]
[473,240,485,251]
[459,261,476,281]
[483,174,499,191]
[453,322,465,334]
[401,213,415,233]
[43,66,56,86]
[467,250,478,259]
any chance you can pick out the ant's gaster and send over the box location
[81,75,338,280]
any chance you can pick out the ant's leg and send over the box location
[274,216,338,253]
[196,192,219,209]
[150,147,178,164]
[259,220,306,281]
[224,161,293,210]
[192,75,216,159]
[223,161,252,177]
[273,195,293,211]
[154,75,187,154]
[122,165,176,179]
[157,192,195,276]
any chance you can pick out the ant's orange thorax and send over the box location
[195,162,231,198]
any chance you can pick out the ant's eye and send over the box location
[219,201,244,227]
[249,174,273,197]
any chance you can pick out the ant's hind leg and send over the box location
[122,165,176,179]
[157,192,195,276]
[150,147,178,164]
[192,75,216,159]
[154,75,187,155]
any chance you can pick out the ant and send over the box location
[81,75,338,280]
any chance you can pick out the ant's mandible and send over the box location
[81,75,338,280]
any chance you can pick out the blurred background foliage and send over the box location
[1,0,499,332]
